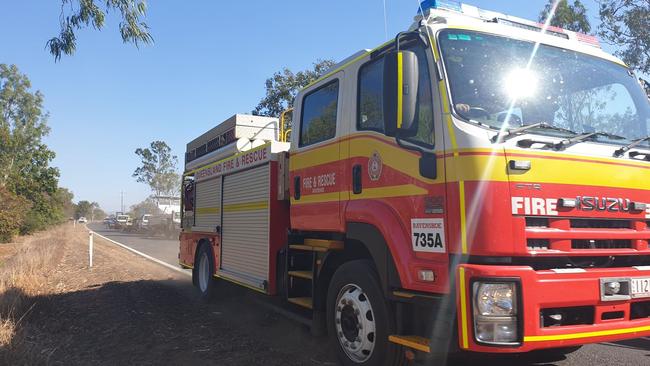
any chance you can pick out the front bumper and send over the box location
[456,264,650,353]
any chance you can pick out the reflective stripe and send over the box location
[458,267,470,349]
[290,185,427,205]
[525,325,650,342]
[195,207,220,215]
[222,201,268,212]
[459,181,468,254]
[397,52,403,129]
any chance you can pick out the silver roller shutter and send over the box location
[221,164,270,289]
[194,177,221,232]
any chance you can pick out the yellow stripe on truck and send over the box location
[458,267,470,349]
[396,52,403,129]
[290,185,427,205]
[222,201,268,212]
[458,181,468,254]
[195,207,220,215]
[524,325,650,342]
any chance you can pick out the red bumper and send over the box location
[456,264,650,353]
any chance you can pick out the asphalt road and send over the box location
[85,222,650,365]
[88,222,181,268]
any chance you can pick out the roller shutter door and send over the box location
[194,177,221,231]
[221,164,270,289]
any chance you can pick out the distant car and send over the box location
[78,217,88,223]
[114,214,131,230]
[138,214,151,232]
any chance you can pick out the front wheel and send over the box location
[194,243,217,301]
[327,260,404,366]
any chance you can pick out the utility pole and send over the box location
[120,191,125,213]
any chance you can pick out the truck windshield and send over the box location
[438,29,650,147]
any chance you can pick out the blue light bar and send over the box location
[418,0,462,14]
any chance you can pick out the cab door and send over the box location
[289,73,345,232]
[346,39,450,293]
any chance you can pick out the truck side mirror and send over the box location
[383,50,419,137]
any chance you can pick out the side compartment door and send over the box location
[193,176,222,233]
[289,74,344,232]
[220,164,270,291]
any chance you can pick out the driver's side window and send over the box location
[357,43,435,147]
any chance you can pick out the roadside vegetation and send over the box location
[0,225,68,364]
[0,64,76,243]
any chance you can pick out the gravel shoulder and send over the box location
[7,225,335,366]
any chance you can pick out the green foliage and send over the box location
[75,200,104,220]
[253,59,336,118]
[133,141,180,197]
[539,0,591,33]
[598,1,650,74]
[0,64,73,237]
[47,0,153,61]
[0,187,30,243]
[55,187,76,218]
[0,65,55,191]
[129,197,162,217]
[303,100,338,145]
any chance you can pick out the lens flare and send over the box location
[504,68,538,100]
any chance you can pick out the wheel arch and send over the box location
[313,222,402,313]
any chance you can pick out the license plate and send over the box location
[631,277,650,298]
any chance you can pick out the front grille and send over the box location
[572,239,632,249]
[525,217,649,252]
[631,301,650,320]
[570,219,631,229]
[526,217,549,228]
[541,306,594,327]
[527,239,550,250]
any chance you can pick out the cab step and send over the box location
[289,244,328,253]
[288,270,313,280]
[303,239,344,250]
[289,239,343,252]
[388,335,431,353]
[287,297,313,309]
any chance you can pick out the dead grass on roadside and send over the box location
[0,225,69,363]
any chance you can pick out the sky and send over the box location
[1,0,616,213]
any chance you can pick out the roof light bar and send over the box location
[418,1,601,48]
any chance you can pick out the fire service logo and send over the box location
[368,151,383,181]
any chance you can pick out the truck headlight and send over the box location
[473,281,519,345]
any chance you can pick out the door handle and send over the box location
[352,165,362,194]
[293,176,301,200]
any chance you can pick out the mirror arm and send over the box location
[395,132,424,155]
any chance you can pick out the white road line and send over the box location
[89,229,191,277]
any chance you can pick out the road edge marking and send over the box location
[88,229,191,277]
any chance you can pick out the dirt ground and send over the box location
[1,225,336,366]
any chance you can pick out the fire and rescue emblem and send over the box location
[368,151,383,181]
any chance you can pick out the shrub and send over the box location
[0,188,30,243]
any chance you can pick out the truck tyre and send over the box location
[195,243,217,301]
[327,260,404,366]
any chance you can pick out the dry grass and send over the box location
[0,225,69,362]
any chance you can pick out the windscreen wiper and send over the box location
[492,122,578,143]
[613,136,650,157]
[554,131,626,150]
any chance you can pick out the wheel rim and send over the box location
[335,283,376,363]
[198,252,210,293]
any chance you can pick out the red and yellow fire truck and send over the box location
[179,1,650,364]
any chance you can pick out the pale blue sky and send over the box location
[1,1,615,212]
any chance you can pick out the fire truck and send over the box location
[179,1,650,364]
